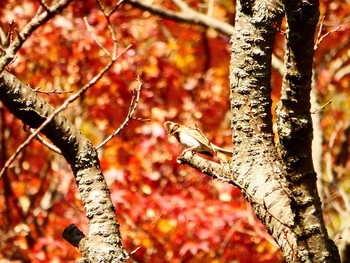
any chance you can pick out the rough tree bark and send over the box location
[0,0,343,262]
[0,71,128,262]
[178,0,341,262]
[0,0,128,261]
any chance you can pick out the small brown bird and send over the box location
[164,121,233,157]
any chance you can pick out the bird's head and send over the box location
[164,121,180,136]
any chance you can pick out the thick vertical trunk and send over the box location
[228,0,340,261]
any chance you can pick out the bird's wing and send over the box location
[183,126,212,148]
[185,126,233,157]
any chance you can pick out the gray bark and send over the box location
[0,71,128,262]
[180,0,340,261]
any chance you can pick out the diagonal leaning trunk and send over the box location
[0,71,128,262]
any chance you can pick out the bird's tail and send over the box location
[212,145,233,157]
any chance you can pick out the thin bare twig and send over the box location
[84,17,111,58]
[0,2,124,178]
[0,21,15,51]
[125,0,283,76]
[315,16,325,44]
[95,77,149,150]
[207,0,214,17]
[172,0,190,11]
[311,99,332,114]
[30,128,62,154]
[326,121,350,213]
[314,16,342,51]
[33,87,74,94]
[38,0,50,12]
[124,0,234,36]
[108,0,125,16]
[0,0,73,72]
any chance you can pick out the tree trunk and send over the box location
[229,1,340,262]
[0,71,128,262]
[179,0,340,261]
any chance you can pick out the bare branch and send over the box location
[0,23,10,49]
[124,0,234,36]
[30,128,62,154]
[177,151,232,183]
[33,86,74,94]
[0,2,122,178]
[311,99,332,114]
[84,17,111,58]
[96,77,149,150]
[38,0,50,12]
[172,0,191,11]
[107,0,125,17]
[314,16,342,51]
[124,0,283,75]
[0,0,73,72]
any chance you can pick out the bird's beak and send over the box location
[164,121,172,135]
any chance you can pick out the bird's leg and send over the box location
[183,147,196,156]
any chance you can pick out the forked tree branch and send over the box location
[0,0,126,177]
[124,0,285,85]
[0,0,73,72]
[0,1,131,261]
[96,77,149,150]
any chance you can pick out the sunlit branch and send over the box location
[178,151,295,229]
[177,151,232,183]
[0,21,14,50]
[0,0,73,72]
[84,17,112,58]
[124,0,234,36]
[30,128,62,154]
[0,26,7,48]
[38,0,50,12]
[314,16,342,51]
[33,87,74,94]
[96,77,150,150]
[124,0,283,76]
[96,0,125,17]
[311,99,332,114]
[0,3,123,178]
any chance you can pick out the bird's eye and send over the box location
[170,124,179,134]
